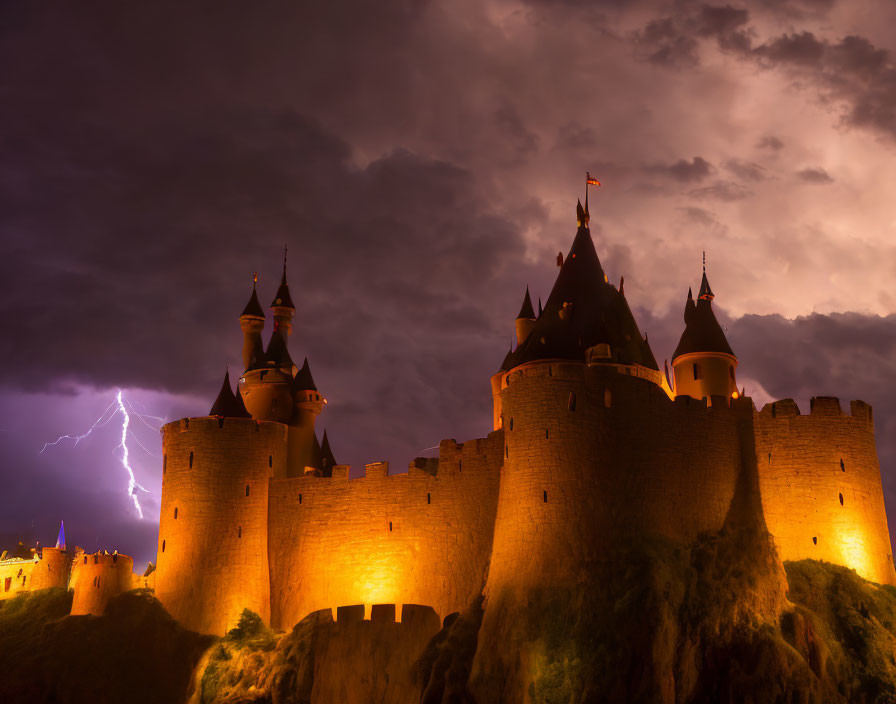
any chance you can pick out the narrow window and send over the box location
[163,455,167,473]
[245,484,250,497]
[812,536,817,545]
[184,418,189,430]
[238,526,242,538]
[112,554,117,564]
[568,392,576,411]
[840,459,845,472]
[427,493,431,504]
[548,366,552,377]
[509,417,514,431]
[4,577,10,592]
[21,576,25,586]
[771,403,777,418]
[693,363,702,380]
[174,507,178,519]
[217,417,225,428]
[729,366,735,380]
[543,490,548,503]
[189,451,194,468]
[545,428,549,439]
[268,455,273,468]
[94,554,98,564]
[84,556,87,564]
[458,460,462,472]
[506,445,509,458]
[389,521,393,532]
[768,453,771,463]
[162,540,166,553]
[839,493,844,506]
[299,493,303,504]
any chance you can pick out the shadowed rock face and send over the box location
[0,589,213,704]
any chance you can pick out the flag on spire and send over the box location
[586,172,600,186]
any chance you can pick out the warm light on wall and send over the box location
[836,525,873,581]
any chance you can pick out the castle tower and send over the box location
[671,263,738,402]
[239,256,297,424]
[210,369,250,418]
[514,287,536,346]
[286,357,325,476]
[239,275,266,372]
[270,247,295,339]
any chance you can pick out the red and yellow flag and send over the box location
[586,172,600,186]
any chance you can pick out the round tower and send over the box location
[287,357,325,476]
[239,274,266,372]
[671,264,738,402]
[154,416,285,634]
[239,253,297,424]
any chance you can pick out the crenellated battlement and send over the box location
[757,396,874,424]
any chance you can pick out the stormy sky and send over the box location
[2,0,896,568]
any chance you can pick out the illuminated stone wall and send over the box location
[485,362,746,595]
[267,434,502,630]
[155,417,286,634]
[0,559,38,600]
[755,397,896,585]
[70,551,134,615]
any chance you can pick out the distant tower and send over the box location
[515,287,536,346]
[55,521,65,550]
[671,260,738,402]
[240,274,266,372]
[270,246,295,339]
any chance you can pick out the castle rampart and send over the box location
[754,397,895,585]
[485,362,748,597]
[267,433,503,630]
[70,550,135,616]
[155,417,284,634]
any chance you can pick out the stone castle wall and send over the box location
[155,417,286,634]
[267,434,503,630]
[754,397,895,585]
[0,547,70,601]
[0,559,37,600]
[485,362,747,596]
[70,551,134,615]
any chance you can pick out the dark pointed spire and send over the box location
[537,297,543,317]
[684,287,696,324]
[698,271,714,300]
[210,370,250,417]
[516,286,535,320]
[320,430,336,476]
[576,199,588,229]
[265,331,294,368]
[271,245,295,309]
[241,273,265,318]
[293,357,317,391]
[673,266,734,361]
[619,275,625,296]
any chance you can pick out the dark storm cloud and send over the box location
[756,135,784,150]
[646,156,713,181]
[688,180,753,201]
[724,159,767,181]
[796,167,834,184]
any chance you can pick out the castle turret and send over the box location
[210,370,251,418]
[671,263,737,402]
[270,247,295,339]
[514,286,536,346]
[240,274,266,372]
[287,357,325,475]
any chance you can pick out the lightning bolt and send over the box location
[41,390,160,519]
[40,399,119,453]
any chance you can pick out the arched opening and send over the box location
[427,493,431,504]
[162,540,166,553]
[812,536,818,545]
[568,392,576,411]
[693,363,703,380]
[245,484,250,497]
[189,451,194,468]
[839,493,844,506]
[174,507,178,519]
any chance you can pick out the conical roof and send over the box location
[265,331,294,368]
[210,370,250,417]
[320,430,336,477]
[506,205,658,371]
[516,287,535,320]
[293,357,317,391]
[241,286,265,318]
[310,432,323,471]
[672,273,734,360]
[271,255,295,309]
[55,521,65,550]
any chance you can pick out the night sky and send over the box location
[2,1,896,568]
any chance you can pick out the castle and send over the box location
[64,196,894,635]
